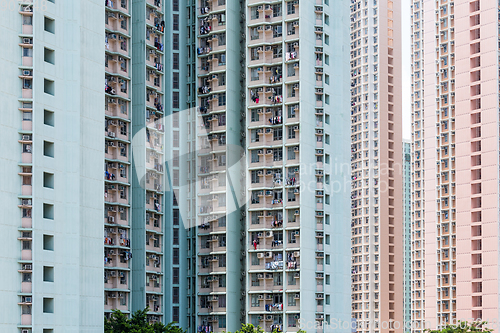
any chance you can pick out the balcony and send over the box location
[104,275,129,290]
[248,51,283,67]
[105,35,129,57]
[105,295,128,312]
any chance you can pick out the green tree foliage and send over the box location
[104,308,186,333]
[226,323,306,333]
[425,321,492,333]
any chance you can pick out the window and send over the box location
[43,266,54,282]
[44,79,55,95]
[217,93,226,106]
[44,16,55,33]
[218,32,226,46]
[173,14,179,30]
[22,78,32,89]
[43,110,54,126]
[251,253,259,265]
[218,275,226,288]
[218,316,226,329]
[23,47,33,57]
[44,48,55,64]
[43,298,54,313]
[173,72,179,89]
[173,53,179,69]
[173,34,179,50]
[43,172,54,189]
[23,273,32,282]
[218,295,226,308]
[43,235,54,251]
[172,92,179,108]
[120,123,127,136]
[23,15,33,25]
[173,248,179,265]
[43,141,54,157]
[22,240,31,250]
[251,109,260,122]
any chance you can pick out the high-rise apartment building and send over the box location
[403,141,411,332]
[350,0,403,332]
[0,1,105,332]
[1,1,354,332]
[189,0,353,332]
[103,0,186,325]
[411,0,500,331]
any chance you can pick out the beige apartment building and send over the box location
[411,0,500,332]
[350,0,404,332]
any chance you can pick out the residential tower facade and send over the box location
[350,0,404,332]
[0,1,105,332]
[411,0,500,331]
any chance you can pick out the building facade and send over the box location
[350,0,404,332]
[191,0,353,332]
[411,0,500,331]
[403,140,411,332]
[0,1,105,332]
[1,1,354,332]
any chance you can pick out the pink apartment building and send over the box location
[412,0,499,331]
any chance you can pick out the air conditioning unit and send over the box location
[23,70,31,76]
[293,146,299,152]
[23,38,31,44]
[108,216,115,223]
